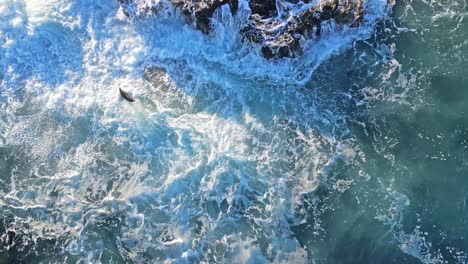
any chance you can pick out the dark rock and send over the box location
[261,46,275,59]
[6,230,15,246]
[228,0,239,14]
[118,0,365,59]
[241,0,364,58]
[249,0,277,18]
[170,0,239,33]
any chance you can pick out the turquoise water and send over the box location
[0,0,467,263]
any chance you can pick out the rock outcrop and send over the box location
[171,0,239,33]
[244,0,364,58]
[118,0,364,59]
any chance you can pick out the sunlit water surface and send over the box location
[0,0,467,263]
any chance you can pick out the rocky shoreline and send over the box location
[119,0,364,59]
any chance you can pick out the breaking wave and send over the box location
[1,0,467,263]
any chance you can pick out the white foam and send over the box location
[0,0,393,262]
[119,0,393,84]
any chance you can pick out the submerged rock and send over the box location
[3,230,16,250]
[144,66,171,91]
[118,0,364,59]
[6,230,15,246]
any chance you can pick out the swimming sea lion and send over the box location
[119,88,135,102]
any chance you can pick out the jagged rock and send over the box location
[118,0,364,59]
[242,0,364,58]
[6,230,15,246]
[171,0,239,33]
[4,230,16,251]
[249,0,277,18]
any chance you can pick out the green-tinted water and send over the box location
[306,0,468,261]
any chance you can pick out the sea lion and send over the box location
[119,88,135,102]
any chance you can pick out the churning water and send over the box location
[0,0,467,263]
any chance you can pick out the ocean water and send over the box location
[0,0,467,263]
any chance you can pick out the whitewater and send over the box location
[1,0,468,263]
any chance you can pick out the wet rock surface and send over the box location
[6,230,15,247]
[118,0,364,59]
[171,0,239,33]
[246,0,364,58]
[249,0,277,18]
